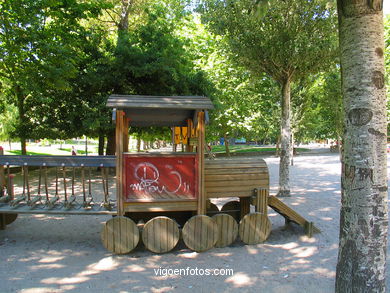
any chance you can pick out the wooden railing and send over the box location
[0,155,116,215]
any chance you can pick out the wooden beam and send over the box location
[116,110,125,216]
[187,119,193,152]
[123,117,130,153]
[240,197,251,219]
[255,188,268,216]
[197,111,206,215]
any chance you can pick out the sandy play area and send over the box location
[0,152,389,293]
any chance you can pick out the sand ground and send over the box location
[0,152,389,293]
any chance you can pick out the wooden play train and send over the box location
[0,95,318,254]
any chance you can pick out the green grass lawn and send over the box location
[211,145,309,154]
[59,148,89,155]
[7,150,54,156]
[59,148,97,155]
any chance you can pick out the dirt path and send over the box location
[0,153,388,293]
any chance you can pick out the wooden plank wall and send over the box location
[205,158,269,198]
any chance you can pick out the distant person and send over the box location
[71,146,77,156]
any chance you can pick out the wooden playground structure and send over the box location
[0,95,318,254]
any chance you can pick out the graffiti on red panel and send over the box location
[124,156,197,200]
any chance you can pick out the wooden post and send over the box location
[0,214,5,230]
[187,119,194,152]
[304,221,314,238]
[255,188,268,216]
[197,111,206,215]
[240,197,250,219]
[116,110,125,216]
[8,174,14,200]
[123,117,129,153]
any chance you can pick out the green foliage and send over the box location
[0,103,17,141]
[200,0,339,145]
[0,0,107,147]
[200,0,338,84]
[181,15,280,144]
[291,66,343,142]
[211,144,309,154]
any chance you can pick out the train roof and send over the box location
[107,95,214,127]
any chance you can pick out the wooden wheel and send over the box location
[0,213,18,225]
[221,200,240,221]
[101,216,139,254]
[182,215,218,252]
[206,202,219,216]
[142,217,180,253]
[239,212,271,245]
[212,213,238,248]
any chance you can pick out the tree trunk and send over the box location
[85,136,88,156]
[291,130,294,166]
[336,1,388,292]
[98,134,105,156]
[15,86,27,155]
[136,137,141,152]
[224,134,230,157]
[277,78,291,197]
[106,129,116,155]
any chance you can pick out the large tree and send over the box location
[335,1,388,292]
[0,0,104,154]
[201,0,338,196]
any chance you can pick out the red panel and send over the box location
[123,154,198,202]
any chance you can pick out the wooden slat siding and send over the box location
[205,179,268,188]
[107,95,214,110]
[206,184,267,193]
[205,158,269,199]
[213,214,238,248]
[182,215,218,252]
[240,197,251,219]
[197,111,206,215]
[205,168,268,175]
[239,213,271,245]
[114,215,121,253]
[116,110,125,216]
[204,162,268,169]
[142,217,179,253]
[205,173,265,181]
[205,191,255,198]
[255,188,268,216]
[267,196,320,233]
[101,216,139,254]
[124,200,197,212]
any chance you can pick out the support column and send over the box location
[115,110,125,216]
[197,111,206,215]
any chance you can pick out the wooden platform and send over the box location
[268,196,320,235]
[0,203,116,215]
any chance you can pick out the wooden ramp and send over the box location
[268,196,320,236]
